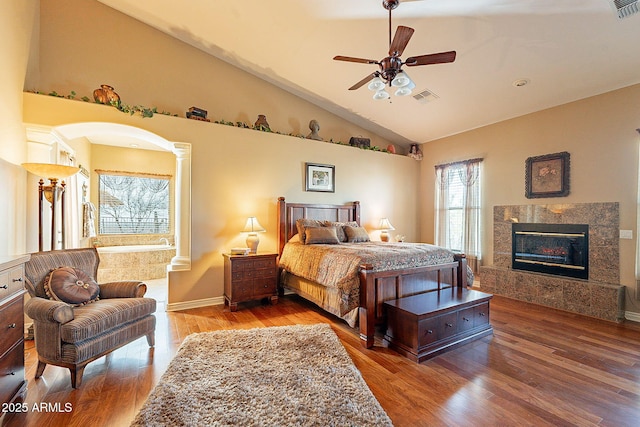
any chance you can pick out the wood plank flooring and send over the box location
[3,289,640,427]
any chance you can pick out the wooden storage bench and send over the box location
[383,289,493,363]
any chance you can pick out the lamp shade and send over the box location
[379,218,395,231]
[373,89,390,100]
[367,76,386,91]
[242,217,266,233]
[22,163,80,179]
[391,71,412,88]
[395,81,416,96]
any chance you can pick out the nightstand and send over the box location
[223,253,278,311]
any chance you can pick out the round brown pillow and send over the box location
[44,266,100,306]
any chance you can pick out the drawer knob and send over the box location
[479,312,486,317]
[446,323,453,328]
[12,277,23,282]
[463,317,470,322]
[8,323,17,329]
[426,329,433,334]
[0,285,7,289]
[7,372,15,376]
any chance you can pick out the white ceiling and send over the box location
[98,0,640,148]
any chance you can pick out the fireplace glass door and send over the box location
[512,223,588,279]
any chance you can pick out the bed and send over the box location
[276,197,469,349]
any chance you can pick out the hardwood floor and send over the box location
[4,289,640,427]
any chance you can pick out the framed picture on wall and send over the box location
[305,163,335,192]
[525,151,570,198]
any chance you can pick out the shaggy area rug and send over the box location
[131,324,393,426]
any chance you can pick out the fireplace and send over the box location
[512,223,588,280]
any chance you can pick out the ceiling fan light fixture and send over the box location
[391,71,412,87]
[367,76,386,91]
[373,89,390,100]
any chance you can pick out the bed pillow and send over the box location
[344,225,370,243]
[323,221,359,242]
[305,226,340,245]
[44,266,100,306]
[296,219,324,244]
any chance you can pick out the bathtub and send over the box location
[96,244,176,281]
[97,244,174,253]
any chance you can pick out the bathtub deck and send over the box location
[97,245,176,282]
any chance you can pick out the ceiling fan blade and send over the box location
[349,73,377,91]
[333,55,378,65]
[389,26,414,56]
[405,51,457,66]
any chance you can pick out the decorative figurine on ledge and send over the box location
[307,119,322,141]
[254,114,270,131]
[186,106,210,122]
[93,84,120,107]
[408,143,423,160]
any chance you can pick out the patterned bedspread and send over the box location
[279,242,456,316]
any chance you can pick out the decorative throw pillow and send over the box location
[44,266,100,306]
[296,219,324,244]
[323,221,359,242]
[304,226,340,245]
[344,225,371,243]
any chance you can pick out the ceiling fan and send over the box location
[333,0,456,98]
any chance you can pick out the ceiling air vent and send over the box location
[412,89,439,104]
[611,0,640,19]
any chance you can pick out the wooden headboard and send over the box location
[277,197,360,256]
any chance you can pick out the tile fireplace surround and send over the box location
[479,202,625,322]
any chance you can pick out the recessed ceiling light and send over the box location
[512,78,530,87]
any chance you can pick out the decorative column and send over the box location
[169,142,191,271]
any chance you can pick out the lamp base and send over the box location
[246,233,260,254]
[380,231,390,242]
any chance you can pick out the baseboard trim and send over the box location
[625,310,640,323]
[167,296,224,312]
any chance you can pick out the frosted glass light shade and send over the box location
[395,81,416,96]
[373,89,390,100]
[367,77,386,91]
[22,163,80,179]
[391,71,411,87]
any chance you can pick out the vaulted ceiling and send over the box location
[99,0,640,148]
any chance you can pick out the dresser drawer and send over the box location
[0,342,25,405]
[252,277,277,297]
[418,311,458,347]
[0,295,24,358]
[0,265,25,301]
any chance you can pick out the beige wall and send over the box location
[419,84,640,313]
[0,0,38,256]
[34,0,393,151]
[23,93,420,306]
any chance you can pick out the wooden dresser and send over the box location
[223,253,278,311]
[0,255,30,419]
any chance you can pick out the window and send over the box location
[98,171,170,235]
[435,159,482,271]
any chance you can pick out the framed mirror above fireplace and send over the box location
[512,223,588,280]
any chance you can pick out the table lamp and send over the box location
[379,218,395,242]
[242,217,266,254]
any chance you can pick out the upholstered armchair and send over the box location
[24,248,156,388]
